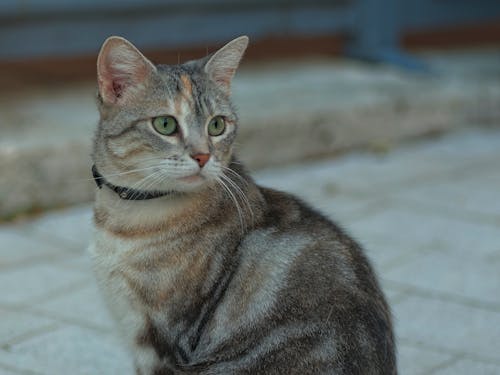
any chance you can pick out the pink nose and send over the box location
[191,153,210,168]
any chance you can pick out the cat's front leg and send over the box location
[91,260,161,373]
[117,309,166,375]
[133,345,160,375]
[118,312,163,375]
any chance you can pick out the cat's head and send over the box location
[93,36,248,194]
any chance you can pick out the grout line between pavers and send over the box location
[24,278,91,306]
[386,292,410,306]
[340,184,500,230]
[333,153,500,221]
[21,306,113,335]
[379,247,437,273]
[399,337,500,366]
[16,215,92,255]
[23,230,88,255]
[5,222,87,255]
[340,199,393,223]
[0,361,46,375]
[0,279,90,311]
[0,251,83,272]
[0,323,59,350]
[424,354,464,375]
[393,197,500,228]
[382,279,500,313]
[0,303,114,339]
[0,286,114,337]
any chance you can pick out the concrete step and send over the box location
[1,48,499,219]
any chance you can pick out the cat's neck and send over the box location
[92,164,265,238]
[93,185,214,237]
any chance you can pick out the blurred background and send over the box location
[1,0,500,219]
[1,1,500,374]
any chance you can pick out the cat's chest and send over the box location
[91,229,174,286]
[89,228,205,314]
[90,229,141,279]
[89,230,151,311]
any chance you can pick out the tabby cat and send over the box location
[89,35,397,374]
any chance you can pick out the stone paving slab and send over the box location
[24,205,94,250]
[0,308,58,349]
[0,127,499,374]
[385,248,500,307]
[0,227,67,269]
[255,127,500,204]
[394,168,500,221]
[0,263,88,306]
[31,282,115,331]
[0,326,132,375]
[393,295,500,362]
[433,359,500,375]
[345,206,500,269]
[396,343,456,375]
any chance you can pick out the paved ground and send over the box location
[0,126,499,374]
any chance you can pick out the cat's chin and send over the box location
[178,174,204,184]
[173,174,211,193]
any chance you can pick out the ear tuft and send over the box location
[97,36,156,105]
[204,36,249,94]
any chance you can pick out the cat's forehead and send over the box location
[156,63,206,90]
[151,64,208,106]
[148,62,233,119]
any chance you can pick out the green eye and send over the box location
[152,116,178,136]
[208,116,226,136]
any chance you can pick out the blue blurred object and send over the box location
[0,0,499,69]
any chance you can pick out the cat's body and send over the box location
[89,36,396,374]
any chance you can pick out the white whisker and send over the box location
[220,165,249,187]
[107,170,163,207]
[127,170,164,199]
[77,165,160,183]
[216,176,245,234]
[219,172,254,226]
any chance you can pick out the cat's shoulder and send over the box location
[257,186,345,233]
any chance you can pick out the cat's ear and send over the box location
[204,36,249,94]
[97,36,156,105]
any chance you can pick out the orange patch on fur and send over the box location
[180,74,193,96]
[104,224,166,239]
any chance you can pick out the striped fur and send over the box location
[90,36,397,374]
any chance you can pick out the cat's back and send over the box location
[201,187,396,374]
[251,187,391,319]
[257,186,374,281]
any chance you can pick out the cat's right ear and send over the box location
[97,36,156,105]
[204,36,249,95]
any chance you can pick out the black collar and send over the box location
[92,165,174,200]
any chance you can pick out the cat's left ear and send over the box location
[204,36,249,95]
[97,36,157,105]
